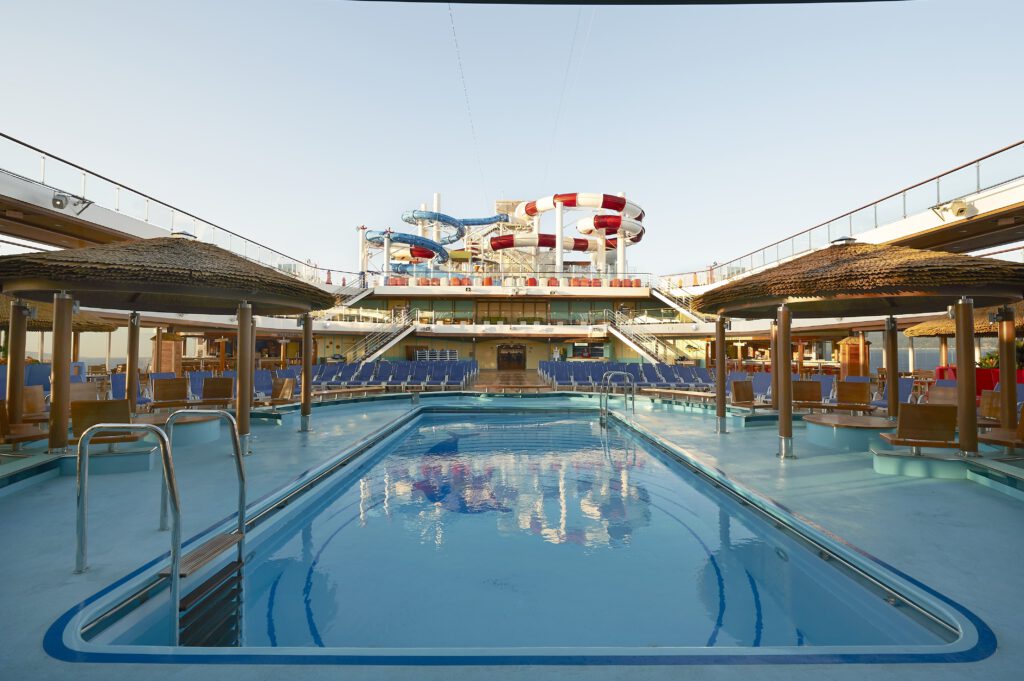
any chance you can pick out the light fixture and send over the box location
[831,235,857,246]
[51,193,69,209]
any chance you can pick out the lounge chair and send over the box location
[879,403,958,455]
[0,402,47,447]
[791,380,823,409]
[70,399,145,446]
[979,404,1024,452]
[255,378,297,407]
[198,377,234,407]
[148,378,192,411]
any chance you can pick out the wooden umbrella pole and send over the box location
[715,317,727,434]
[770,321,778,409]
[301,313,313,432]
[858,331,867,377]
[49,293,73,452]
[126,312,141,415]
[998,305,1017,430]
[7,300,28,424]
[885,316,899,421]
[939,335,949,367]
[955,298,979,456]
[777,304,794,459]
[236,302,253,455]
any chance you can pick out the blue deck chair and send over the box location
[571,363,593,389]
[671,365,701,389]
[871,377,916,408]
[387,363,413,388]
[691,366,713,386]
[845,375,871,383]
[26,363,52,394]
[641,364,671,388]
[750,373,772,402]
[552,363,574,389]
[188,371,213,399]
[444,365,466,390]
[408,362,429,388]
[424,363,447,388]
[253,370,274,397]
[811,375,835,401]
[110,373,152,405]
[348,363,377,386]
[364,363,393,386]
[934,379,956,388]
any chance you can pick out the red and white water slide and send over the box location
[488,193,645,256]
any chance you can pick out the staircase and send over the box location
[651,287,715,323]
[333,281,372,307]
[345,308,417,363]
[602,310,682,364]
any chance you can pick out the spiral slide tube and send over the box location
[365,210,510,275]
[490,192,646,253]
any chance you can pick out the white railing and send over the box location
[659,140,1024,289]
[0,132,358,287]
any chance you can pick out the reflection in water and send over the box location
[363,417,653,549]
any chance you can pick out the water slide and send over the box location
[366,209,508,273]
[489,193,645,254]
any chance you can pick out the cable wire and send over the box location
[447,3,490,209]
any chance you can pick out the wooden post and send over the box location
[218,337,227,373]
[955,298,978,456]
[796,340,805,378]
[777,305,794,458]
[237,302,253,454]
[769,320,778,409]
[49,293,73,452]
[885,316,899,420]
[6,299,28,425]
[939,335,949,367]
[153,327,162,373]
[858,331,867,376]
[715,317,727,434]
[72,331,81,363]
[998,305,1017,430]
[126,312,141,414]
[280,338,288,369]
[301,313,313,432]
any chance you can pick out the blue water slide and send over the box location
[400,210,508,245]
[365,230,450,264]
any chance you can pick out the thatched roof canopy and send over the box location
[904,301,1024,338]
[0,237,335,315]
[693,242,1024,319]
[0,293,116,333]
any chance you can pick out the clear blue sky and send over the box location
[2,0,1023,280]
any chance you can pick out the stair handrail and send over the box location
[75,422,181,645]
[602,309,681,363]
[599,370,636,416]
[347,308,418,363]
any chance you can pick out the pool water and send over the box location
[240,412,949,650]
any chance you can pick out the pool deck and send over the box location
[2,393,1023,680]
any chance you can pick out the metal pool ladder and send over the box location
[75,410,247,647]
[599,371,636,425]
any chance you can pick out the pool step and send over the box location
[178,560,243,647]
[161,533,241,578]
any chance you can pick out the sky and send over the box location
[2,0,1023,351]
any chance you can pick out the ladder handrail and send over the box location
[599,370,635,416]
[76,422,181,646]
[162,410,247,568]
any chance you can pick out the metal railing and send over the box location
[369,270,655,288]
[660,140,1024,289]
[599,371,636,421]
[75,423,180,645]
[344,308,417,363]
[0,132,358,286]
[602,310,681,363]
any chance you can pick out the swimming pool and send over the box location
[49,406,992,664]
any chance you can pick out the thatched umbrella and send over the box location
[904,301,1024,338]
[0,293,116,333]
[693,241,1024,457]
[0,237,334,452]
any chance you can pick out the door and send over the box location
[496,344,526,370]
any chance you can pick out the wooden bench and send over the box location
[796,380,877,414]
[642,388,718,404]
[879,403,959,455]
[71,399,145,446]
[254,378,297,407]
[314,386,387,401]
[0,402,48,447]
[730,380,772,410]
[979,403,1024,452]
[791,380,824,410]
[924,385,957,405]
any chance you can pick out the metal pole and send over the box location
[998,305,1017,430]
[6,300,28,424]
[885,316,899,420]
[236,302,253,455]
[955,298,978,456]
[939,335,949,367]
[907,336,916,374]
[301,313,313,432]
[554,200,564,280]
[715,317,727,434]
[49,293,74,452]
[777,305,794,458]
[127,312,141,415]
[769,320,778,409]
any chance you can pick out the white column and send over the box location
[554,200,564,279]
[532,215,541,263]
[358,225,368,273]
[595,237,606,275]
[418,202,427,237]
[432,193,441,244]
[38,331,44,361]
[908,336,915,373]
[105,331,112,370]
[383,233,393,277]
[616,192,626,279]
